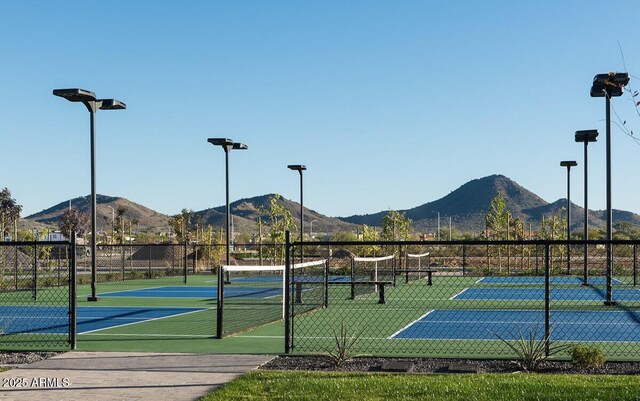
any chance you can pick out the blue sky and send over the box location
[2,1,640,219]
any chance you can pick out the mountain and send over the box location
[339,174,640,233]
[24,195,172,233]
[194,194,356,237]
[20,175,640,237]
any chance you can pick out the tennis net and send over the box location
[219,259,327,336]
[351,255,395,298]
[403,252,431,283]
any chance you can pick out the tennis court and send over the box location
[391,309,640,342]
[0,305,206,335]
[99,285,282,299]
[452,286,640,301]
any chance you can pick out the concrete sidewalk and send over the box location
[0,352,274,401]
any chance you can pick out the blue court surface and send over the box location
[99,285,282,299]
[0,305,205,335]
[453,287,640,301]
[392,309,640,342]
[477,276,625,285]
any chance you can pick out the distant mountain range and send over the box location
[23,174,640,236]
[339,175,640,233]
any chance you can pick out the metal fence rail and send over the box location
[0,238,75,351]
[286,238,640,361]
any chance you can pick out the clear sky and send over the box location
[3,1,640,219]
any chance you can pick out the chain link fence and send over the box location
[286,239,640,361]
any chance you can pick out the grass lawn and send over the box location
[199,371,640,401]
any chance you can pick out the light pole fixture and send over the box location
[575,129,599,285]
[591,72,629,306]
[208,138,247,268]
[310,220,318,238]
[208,138,247,340]
[53,88,126,302]
[288,164,307,262]
[560,160,577,275]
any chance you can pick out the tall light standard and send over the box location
[310,220,318,238]
[288,165,306,262]
[590,72,629,305]
[53,88,126,302]
[433,211,440,241]
[575,129,599,285]
[560,160,577,275]
[207,138,248,269]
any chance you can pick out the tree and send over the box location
[58,207,90,238]
[0,188,22,240]
[260,195,297,263]
[381,210,412,241]
[169,209,195,243]
[485,193,509,240]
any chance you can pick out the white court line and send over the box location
[78,307,212,335]
[388,310,435,339]
[475,277,486,284]
[77,286,168,298]
[449,288,469,300]
[81,333,214,338]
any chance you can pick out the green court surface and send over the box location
[289,274,640,360]
[73,274,286,354]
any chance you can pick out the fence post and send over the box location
[544,243,551,357]
[284,231,291,353]
[70,232,77,350]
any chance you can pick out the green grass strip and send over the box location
[199,371,640,401]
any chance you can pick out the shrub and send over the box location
[492,321,570,371]
[570,345,606,369]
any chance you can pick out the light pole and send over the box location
[560,160,577,275]
[208,138,248,269]
[288,165,306,262]
[575,129,599,285]
[591,72,629,305]
[433,211,440,241]
[310,220,318,238]
[53,88,126,302]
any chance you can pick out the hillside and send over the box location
[194,194,356,237]
[340,175,640,233]
[25,195,172,233]
[20,175,640,237]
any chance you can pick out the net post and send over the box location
[33,241,38,301]
[350,256,355,300]
[378,283,385,304]
[70,232,77,350]
[216,264,224,339]
[634,243,637,287]
[544,243,551,357]
[462,245,467,276]
[193,242,197,274]
[324,255,329,308]
[184,240,188,284]
[284,231,291,354]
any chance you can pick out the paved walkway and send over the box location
[0,352,274,401]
